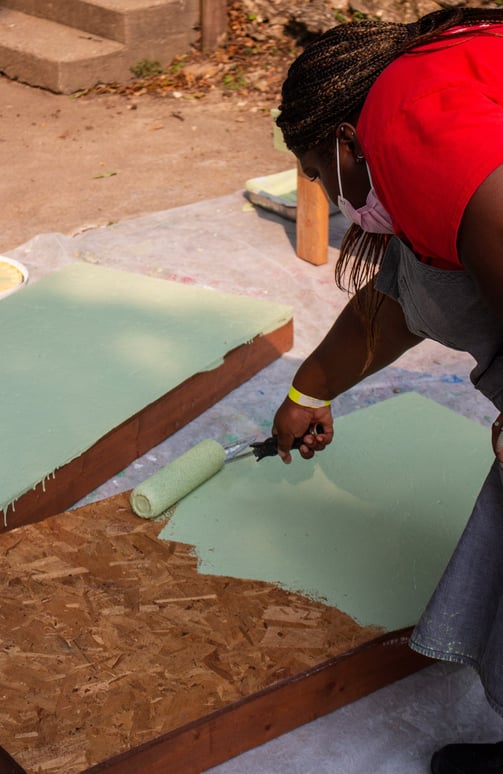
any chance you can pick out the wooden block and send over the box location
[201,0,227,51]
[296,160,329,265]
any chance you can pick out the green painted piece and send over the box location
[160,393,493,631]
[0,263,292,515]
[246,169,298,205]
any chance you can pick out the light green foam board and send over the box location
[245,169,338,221]
[246,169,298,207]
[0,262,292,515]
[245,169,298,222]
[160,392,493,631]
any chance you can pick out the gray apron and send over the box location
[375,237,503,716]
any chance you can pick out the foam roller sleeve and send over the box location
[130,439,226,518]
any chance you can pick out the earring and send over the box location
[355,153,365,163]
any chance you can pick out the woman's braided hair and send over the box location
[277,7,503,363]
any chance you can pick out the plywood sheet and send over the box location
[161,393,493,631]
[0,494,426,774]
[0,263,292,526]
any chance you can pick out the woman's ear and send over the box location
[336,122,356,144]
[336,122,365,162]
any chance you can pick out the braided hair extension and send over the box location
[277,7,503,367]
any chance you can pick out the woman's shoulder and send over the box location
[361,27,503,128]
[357,30,503,269]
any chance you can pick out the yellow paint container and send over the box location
[0,257,29,300]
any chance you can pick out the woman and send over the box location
[272,8,503,773]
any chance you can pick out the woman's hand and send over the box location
[492,412,503,468]
[272,398,334,464]
[269,284,422,465]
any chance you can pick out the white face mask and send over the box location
[336,139,394,235]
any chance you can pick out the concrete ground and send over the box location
[6,191,503,772]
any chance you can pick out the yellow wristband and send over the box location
[288,385,330,409]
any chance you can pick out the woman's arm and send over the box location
[458,164,503,320]
[273,282,422,462]
[458,163,503,464]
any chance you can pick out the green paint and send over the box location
[160,393,493,631]
[0,263,292,515]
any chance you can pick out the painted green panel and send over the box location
[0,263,292,514]
[160,393,493,631]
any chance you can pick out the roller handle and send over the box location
[250,423,324,461]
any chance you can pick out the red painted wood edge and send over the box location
[0,746,26,774]
[81,627,430,774]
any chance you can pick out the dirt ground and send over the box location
[0,75,289,253]
[2,0,499,255]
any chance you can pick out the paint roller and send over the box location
[130,425,323,519]
[130,439,226,518]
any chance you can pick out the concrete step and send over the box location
[0,0,199,93]
[0,8,126,93]
[1,0,199,49]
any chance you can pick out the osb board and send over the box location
[0,319,293,533]
[0,493,428,774]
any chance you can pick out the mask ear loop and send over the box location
[337,135,373,198]
[365,160,374,190]
[336,138,345,199]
